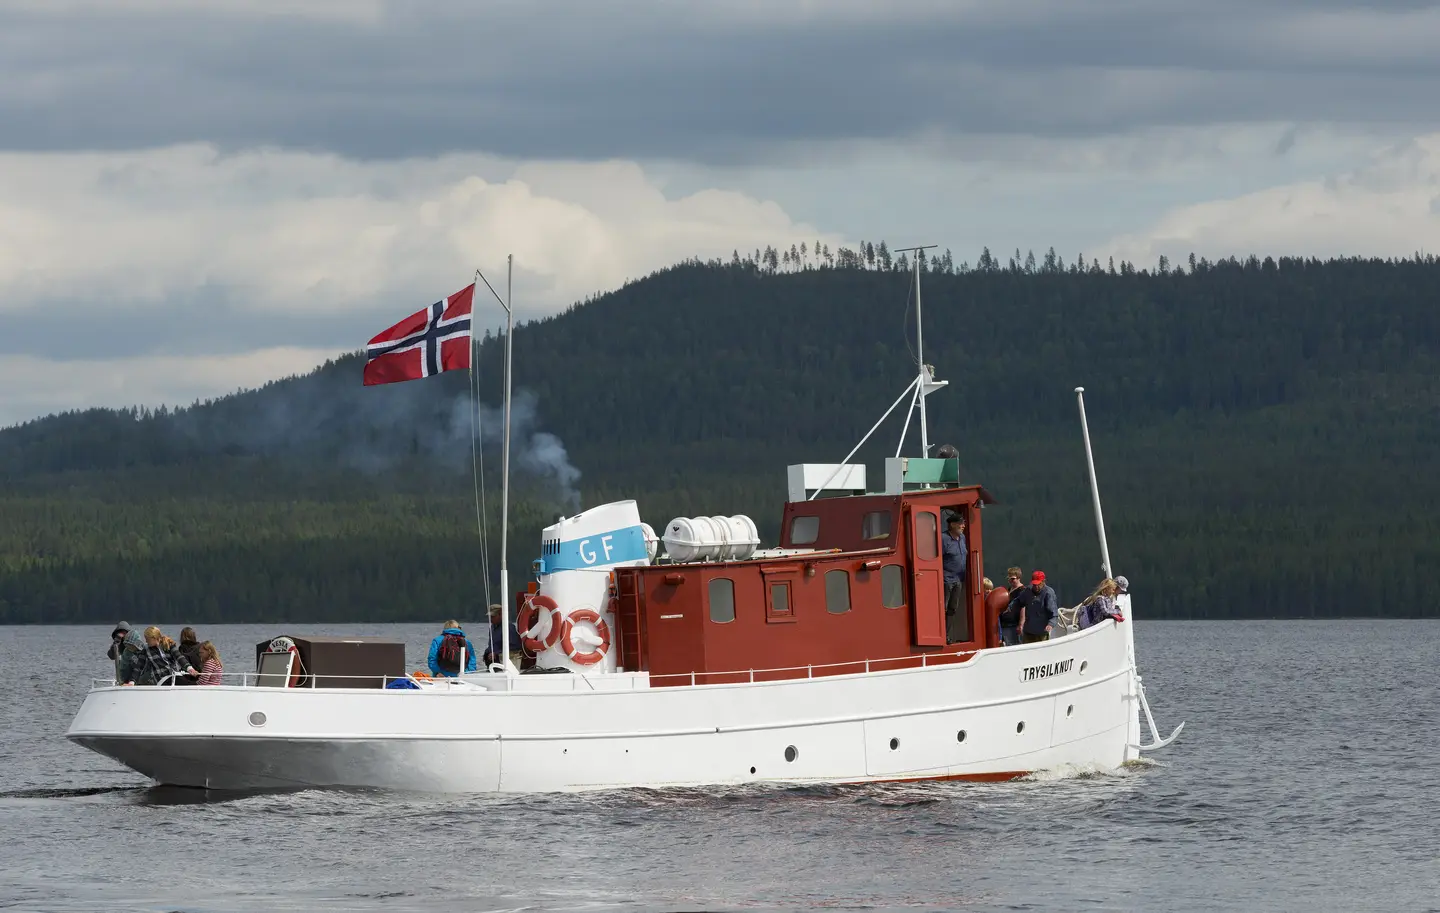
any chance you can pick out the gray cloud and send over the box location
[3,1,1440,164]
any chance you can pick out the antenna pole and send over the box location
[1075,386,1112,579]
[499,254,514,680]
[894,244,939,457]
[914,252,928,456]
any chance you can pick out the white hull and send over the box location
[69,623,1139,793]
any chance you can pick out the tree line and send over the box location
[2,248,1437,623]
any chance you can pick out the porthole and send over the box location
[247,711,267,727]
[956,730,967,743]
[749,766,757,774]
[889,738,900,750]
[1016,721,1025,734]
[1080,660,1089,674]
[1066,705,1074,718]
[784,745,799,763]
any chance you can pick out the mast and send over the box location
[810,244,945,500]
[1074,386,1112,579]
[500,255,514,679]
[895,244,939,457]
[475,255,516,680]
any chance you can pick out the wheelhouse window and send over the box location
[708,577,735,624]
[861,510,892,541]
[790,515,819,545]
[915,511,938,560]
[825,569,851,614]
[769,582,792,617]
[881,565,905,608]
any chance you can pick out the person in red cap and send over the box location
[1017,570,1058,643]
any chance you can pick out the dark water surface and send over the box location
[2,621,1436,912]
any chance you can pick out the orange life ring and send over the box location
[561,608,611,665]
[516,594,563,653]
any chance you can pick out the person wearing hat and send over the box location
[482,604,523,670]
[106,621,131,683]
[941,512,968,643]
[1017,570,1058,643]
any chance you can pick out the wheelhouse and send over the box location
[609,460,997,686]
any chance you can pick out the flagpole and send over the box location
[499,254,514,682]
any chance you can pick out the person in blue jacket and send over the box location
[427,620,478,677]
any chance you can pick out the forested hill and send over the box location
[3,246,1438,624]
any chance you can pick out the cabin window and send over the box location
[861,510,892,540]
[825,569,851,614]
[708,577,735,624]
[790,515,819,545]
[881,564,905,608]
[915,511,938,560]
[769,582,792,617]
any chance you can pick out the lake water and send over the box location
[1,620,1436,913]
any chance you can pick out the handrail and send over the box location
[646,645,982,684]
[89,626,1106,693]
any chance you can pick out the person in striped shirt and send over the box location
[196,641,224,685]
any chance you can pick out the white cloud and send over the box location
[1099,134,1440,266]
[0,143,844,425]
[0,144,843,324]
[0,347,336,428]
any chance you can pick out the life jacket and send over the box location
[436,632,468,672]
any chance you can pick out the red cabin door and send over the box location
[909,507,945,646]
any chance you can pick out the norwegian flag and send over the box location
[363,284,475,386]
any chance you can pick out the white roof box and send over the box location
[787,463,866,503]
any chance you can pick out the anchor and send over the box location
[1131,671,1185,751]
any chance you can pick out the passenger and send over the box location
[1114,575,1129,595]
[177,627,204,685]
[998,567,1025,646]
[1078,579,1125,629]
[116,628,146,685]
[982,577,994,595]
[106,621,130,662]
[196,641,224,685]
[122,626,198,686]
[482,604,523,670]
[1017,571,1058,644]
[942,513,967,644]
[427,620,479,678]
[106,621,131,683]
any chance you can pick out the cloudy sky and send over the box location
[3,0,1439,426]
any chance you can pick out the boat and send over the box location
[66,250,1183,792]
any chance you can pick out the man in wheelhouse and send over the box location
[942,512,969,643]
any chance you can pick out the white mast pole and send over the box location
[1074,386,1112,579]
[895,244,938,457]
[499,254,514,680]
[914,250,929,457]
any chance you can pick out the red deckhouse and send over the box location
[608,460,1002,686]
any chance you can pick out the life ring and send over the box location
[561,608,612,665]
[266,637,303,687]
[516,594,563,653]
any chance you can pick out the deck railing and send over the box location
[89,623,1098,693]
